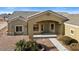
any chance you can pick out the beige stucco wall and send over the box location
[8,11,66,36]
[27,12,64,35]
[65,23,79,42]
[8,19,27,35]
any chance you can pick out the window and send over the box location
[41,24,44,31]
[71,30,74,35]
[33,24,39,31]
[51,24,54,30]
[16,26,22,32]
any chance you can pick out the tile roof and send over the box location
[8,10,68,21]
[56,12,79,26]
[7,10,79,26]
[8,11,39,20]
[65,14,79,25]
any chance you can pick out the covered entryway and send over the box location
[38,20,56,34]
[32,20,62,35]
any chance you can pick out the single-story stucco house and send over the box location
[7,10,79,42]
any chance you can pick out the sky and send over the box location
[0,7,79,14]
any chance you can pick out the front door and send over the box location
[44,22,49,33]
[41,22,49,33]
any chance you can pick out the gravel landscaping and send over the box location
[0,32,58,51]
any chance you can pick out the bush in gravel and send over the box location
[58,35,78,45]
[70,39,78,44]
[25,41,40,51]
[70,43,79,51]
[64,38,78,45]
[15,39,26,51]
[15,40,46,51]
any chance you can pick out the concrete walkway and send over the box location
[49,38,69,51]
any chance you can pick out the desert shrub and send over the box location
[64,38,78,45]
[15,39,26,51]
[25,41,39,51]
[69,39,78,44]
[58,35,78,45]
[15,40,46,51]
[70,43,79,51]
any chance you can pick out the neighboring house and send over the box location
[0,13,11,21]
[7,10,79,42]
[0,16,5,22]
[8,16,27,35]
[65,14,79,42]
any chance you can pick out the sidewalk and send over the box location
[49,38,69,51]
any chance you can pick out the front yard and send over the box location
[0,32,58,51]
